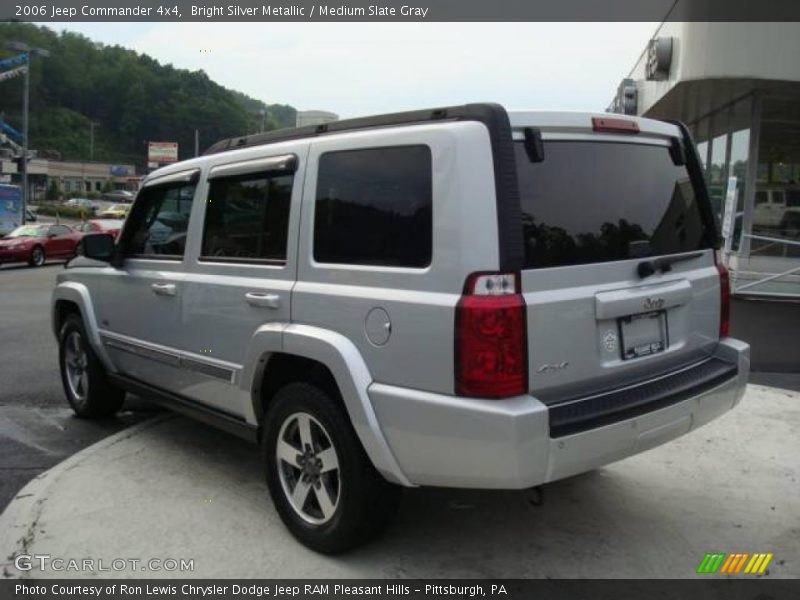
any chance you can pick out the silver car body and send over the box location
[53,107,749,489]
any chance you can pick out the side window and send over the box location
[50,225,71,236]
[313,145,432,268]
[122,182,195,258]
[201,171,293,262]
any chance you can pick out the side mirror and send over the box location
[82,233,115,262]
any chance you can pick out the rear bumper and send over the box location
[370,338,749,488]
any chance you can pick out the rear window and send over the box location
[515,141,713,269]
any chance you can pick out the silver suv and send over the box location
[52,104,749,553]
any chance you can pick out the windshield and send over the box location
[7,225,48,238]
[515,140,714,269]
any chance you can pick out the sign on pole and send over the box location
[147,141,178,164]
[0,66,27,82]
[721,176,738,254]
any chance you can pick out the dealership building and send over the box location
[0,156,139,199]
[609,21,800,297]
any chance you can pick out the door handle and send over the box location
[151,282,177,297]
[245,292,281,309]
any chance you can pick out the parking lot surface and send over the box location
[0,264,153,511]
[1,383,797,579]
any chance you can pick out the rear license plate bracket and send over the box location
[619,310,668,360]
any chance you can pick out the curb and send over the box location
[0,414,172,579]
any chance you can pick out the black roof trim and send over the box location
[661,118,720,249]
[206,103,483,155]
[205,102,524,271]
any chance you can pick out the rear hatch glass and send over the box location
[516,141,714,268]
[515,137,720,403]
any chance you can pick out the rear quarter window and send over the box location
[313,145,432,268]
[515,141,713,269]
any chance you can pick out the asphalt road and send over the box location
[0,262,155,511]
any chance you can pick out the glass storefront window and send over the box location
[697,141,708,171]
[708,133,728,225]
[694,117,710,171]
[727,128,750,251]
[753,95,800,258]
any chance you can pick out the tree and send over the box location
[45,179,61,201]
[0,22,296,170]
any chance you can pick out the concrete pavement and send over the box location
[0,384,797,579]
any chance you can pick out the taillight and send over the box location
[455,272,527,398]
[715,252,731,337]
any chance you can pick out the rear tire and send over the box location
[58,314,125,418]
[29,245,45,267]
[263,382,400,554]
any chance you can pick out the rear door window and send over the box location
[515,141,714,269]
[201,171,293,263]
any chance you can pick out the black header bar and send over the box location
[3,0,800,23]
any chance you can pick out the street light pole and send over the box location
[89,121,98,161]
[21,51,29,216]
[6,41,49,221]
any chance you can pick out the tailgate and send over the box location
[523,254,720,403]
[513,123,722,403]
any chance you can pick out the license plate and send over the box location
[619,311,667,360]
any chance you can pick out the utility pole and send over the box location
[89,121,98,161]
[21,51,29,208]
[194,129,199,157]
[6,41,49,218]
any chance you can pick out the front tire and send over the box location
[59,314,125,418]
[29,245,45,267]
[263,382,400,554]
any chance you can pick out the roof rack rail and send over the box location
[203,102,506,155]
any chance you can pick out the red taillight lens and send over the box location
[715,256,731,338]
[455,273,528,398]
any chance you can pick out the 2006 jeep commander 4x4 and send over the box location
[53,104,749,553]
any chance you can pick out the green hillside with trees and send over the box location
[0,23,296,169]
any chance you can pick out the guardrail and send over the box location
[732,233,800,297]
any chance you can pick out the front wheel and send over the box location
[263,382,400,554]
[59,314,125,418]
[29,245,45,267]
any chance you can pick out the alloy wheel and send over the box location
[276,412,341,525]
[63,331,89,402]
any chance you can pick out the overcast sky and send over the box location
[41,22,656,118]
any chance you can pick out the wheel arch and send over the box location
[51,282,116,373]
[241,323,412,487]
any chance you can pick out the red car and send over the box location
[0,223,85,267]
[76,219,125,239]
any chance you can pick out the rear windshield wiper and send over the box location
[637,251,705,278]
